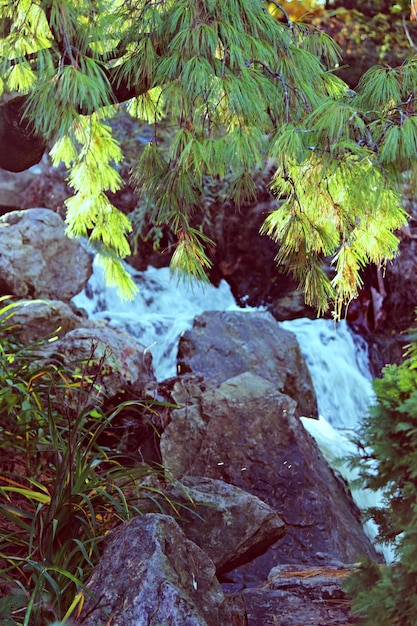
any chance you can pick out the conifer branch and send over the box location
[267,1,295,37]
[0,54,153,171]
[0,0,411,312]
[247,59,294,122]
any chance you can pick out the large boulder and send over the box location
[161,371,378,583]
[0,208,91,300]
[159,476,286,576]
[79,513,228,626]
[177,310,318,419]
[0,303,165,465]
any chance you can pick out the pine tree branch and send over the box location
[0,0,160,172]
[267,1,295,38]
[0,55,153,172]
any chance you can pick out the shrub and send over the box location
[344,322,417,624]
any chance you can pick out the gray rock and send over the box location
[177,310,318,419]
[225,564,356,625]
[0,164,42,210]
[161,476,286,575]
[79,513,228,626]
[0,298,91,344]
[39,324,156,400]
[161,371,378,583]
[0,208,91,300]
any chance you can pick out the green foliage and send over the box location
[0,299,185,626]
[344,322,417,624]
[0,0,416,313]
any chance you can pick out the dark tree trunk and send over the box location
[0,96,47,172]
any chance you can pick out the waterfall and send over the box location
[72,261,392,561]
[280,318,375,430]
[73,263,243,381]
[279,317,393,562]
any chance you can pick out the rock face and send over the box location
[0,208,91,299]
[79,513,228,626]
[161,476,286,576]
[177,310,318,419]
[161,312,379,583]
[0,165,43,212]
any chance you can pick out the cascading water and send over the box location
[73,261,391,561]
[280,318,393,562]
[73,263,243,381]
[280,318,375,430]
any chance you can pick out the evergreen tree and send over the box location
[344,327,417,624]
[0,0,414,314]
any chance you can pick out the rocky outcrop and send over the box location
[38,324,156,400]
[0,208,92,299]
[0,298,91,343]
[161,371,377,583]
[162,311,379,583]
[78,514,357,626]
[78,513,229,626]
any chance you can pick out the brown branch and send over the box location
[402,14,417,51]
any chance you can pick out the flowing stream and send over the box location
[73,261,391,561]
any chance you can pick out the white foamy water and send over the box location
[279,318,393,561]
[72,262,243,380]
[280,317,375,430]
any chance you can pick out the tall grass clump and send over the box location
[0,298,182,625]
